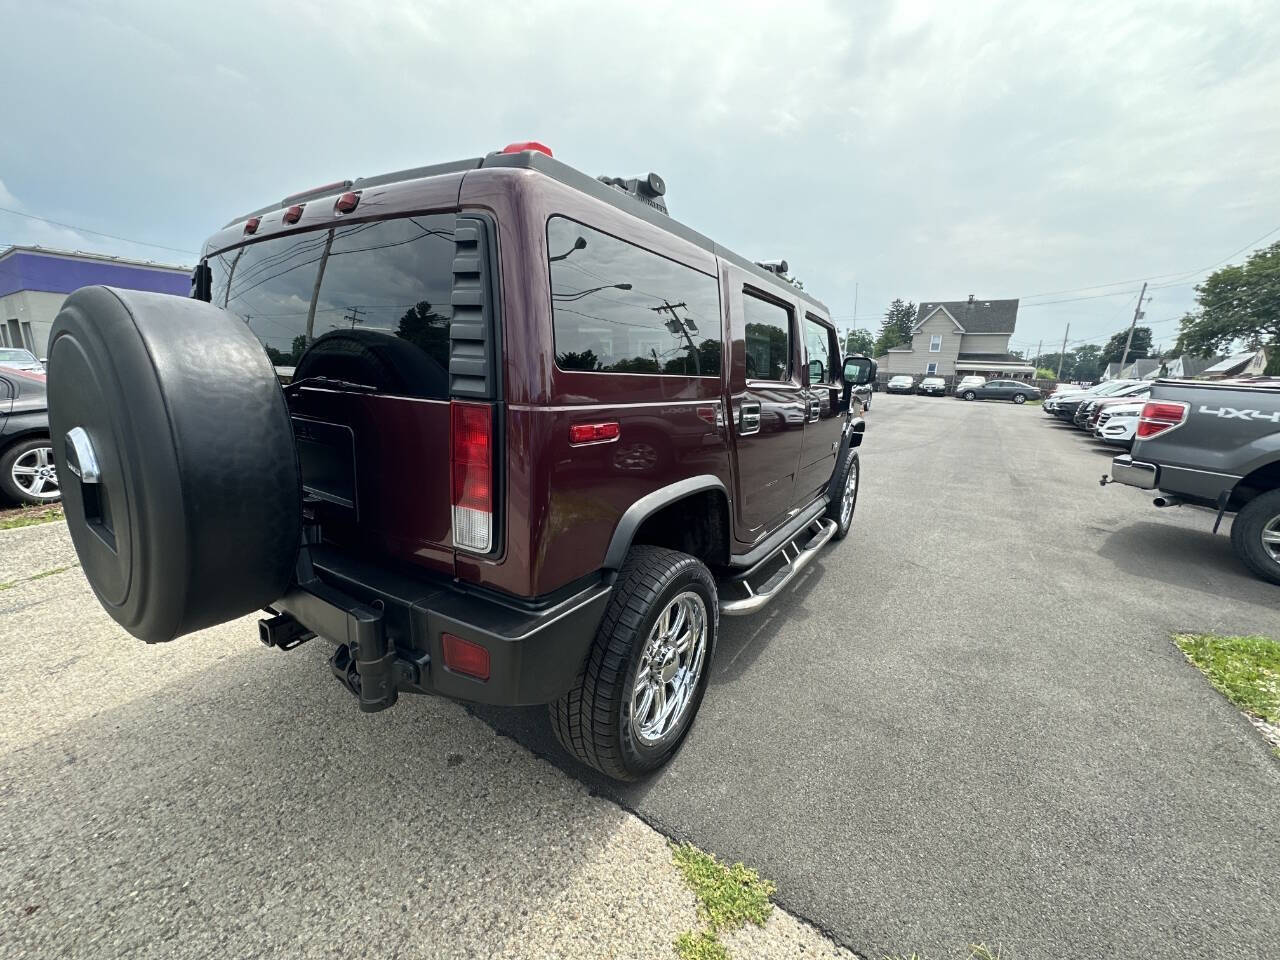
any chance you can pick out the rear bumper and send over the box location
[1110,454,1157,489]
[273,545,611,709]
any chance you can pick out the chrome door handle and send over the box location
[739,401,761,436]
[807,396,820,422]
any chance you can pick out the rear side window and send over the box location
[547,217,721,376]
[743,291,792,382]
[208,214,457,398]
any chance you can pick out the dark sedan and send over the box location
[955,379,1042,404]
[1,369,59,505]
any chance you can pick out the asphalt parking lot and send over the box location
[480,393,1280,959]
[3,394,1277,960]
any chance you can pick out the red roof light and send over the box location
[500,141,553,157]
[334,191,360,214]
[244,217,260,235]
[282,204,304,225]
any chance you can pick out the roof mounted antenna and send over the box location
[755,259,789,276]
[597,172,668,214]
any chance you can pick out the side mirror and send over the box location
[809,358,825,383]
[843,355,877,386]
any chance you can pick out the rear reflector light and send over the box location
[451,402,493,552]
[568,421,620,444]
[500,141,553,157]
[334,191,360,214]
[283,204,304,224]
[244,217,260,235]
[1136,400,1189,439]
[442,633,490,681]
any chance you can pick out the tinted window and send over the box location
[744,291,792,381]
[548,217,721,376]
[804,316,835,384]
[208,214,457,398]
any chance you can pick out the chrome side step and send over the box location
[719,518,837,616]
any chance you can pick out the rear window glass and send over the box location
[208,214,457,398]
[743,291,792,381]
[547,217,721,376]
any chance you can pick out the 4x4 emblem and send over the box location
[1198,405,1280,424]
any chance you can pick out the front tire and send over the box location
[1,437,61,505]
[825,447,861,539]
[963,390,976,401]
[551,546,717,780]
[1230,490,1280,585]
[1013,393,1027,404]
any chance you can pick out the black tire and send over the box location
[1229,489,1280,585]
[1013,393,1027,404]
[0,436,61,505]
[963,390,976,401]
[825,446,860,539]
[47,286,302,643]
[551,546,717,780]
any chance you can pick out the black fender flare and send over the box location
[828,417,866,498]
[602,474,729,570]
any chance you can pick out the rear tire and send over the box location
[963,390,976,401]
[1,436,61,505]
[1229,490,1280,585]
[551,546,717,780]
[825,447,860,540]
[1013,393,1027,404]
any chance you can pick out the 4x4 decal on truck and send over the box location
[1198,405,1280,423]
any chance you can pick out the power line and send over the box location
[0,205,199,256]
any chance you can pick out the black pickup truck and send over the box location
[1107,377,1280,584]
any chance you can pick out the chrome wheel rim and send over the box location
[11,446,60,500]
[840,458,858,528]
[1014,394,1026,404]
[613,442,659,472]
[631,591,708,746]
[1263,513,1280,563]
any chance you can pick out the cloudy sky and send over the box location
[3,0,1277,357]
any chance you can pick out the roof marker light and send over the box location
[283,204,304,225]
[244,217,260,235]
[334,191,361,214]
[500,141,553,157]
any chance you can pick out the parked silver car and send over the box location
[0,348,45,374]
[955,379,1042,404]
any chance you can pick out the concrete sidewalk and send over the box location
[0,522,853,960]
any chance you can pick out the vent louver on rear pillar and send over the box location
[449,216,498,399]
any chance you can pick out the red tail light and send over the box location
[500,141,553,157]
[568,421,620,444]
[1136,400,1189,439]
[283,204,304,224]
[442,633,490,681]
[451,402,493,551]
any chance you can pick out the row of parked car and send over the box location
[1042,378,1153,445]
[0,362,56,506]
[885,374,1044,404]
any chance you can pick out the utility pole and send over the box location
[853,282,858,320]
[1035,339,1043,370]
[344,305,366,329]
[650,300,698,373]
[1056,324,1070,380]
[1118,281,1149,374]
[304,229,336,344]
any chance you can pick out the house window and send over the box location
[929,334,942,353]
[925,362,938,376]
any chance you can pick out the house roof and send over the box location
[957,352,1023,363]
[1122,358,1161,378]
[0,244,191,300]
[1176,356,1219,377]
[914,298,1019,334]
[1202,351,1260,375]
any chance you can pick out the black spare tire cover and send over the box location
[47,286,301,643]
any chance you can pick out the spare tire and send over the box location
[47,286,301,643]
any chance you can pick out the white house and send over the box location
[877,296,1034,381]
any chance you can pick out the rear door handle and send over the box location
[739,401,761,436]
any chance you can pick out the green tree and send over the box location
[1176,241,1280,373]
[1100,327,1153,367]
[843,328,874,356]
[873,299,916,355]
[1072,343,1103,381]
[396,301,450,366]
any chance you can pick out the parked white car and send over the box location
[955,375,985,394]
[1094,400,1145,447]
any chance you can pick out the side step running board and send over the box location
[719,518,837,616]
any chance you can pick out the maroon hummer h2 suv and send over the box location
[46,143,875,780]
